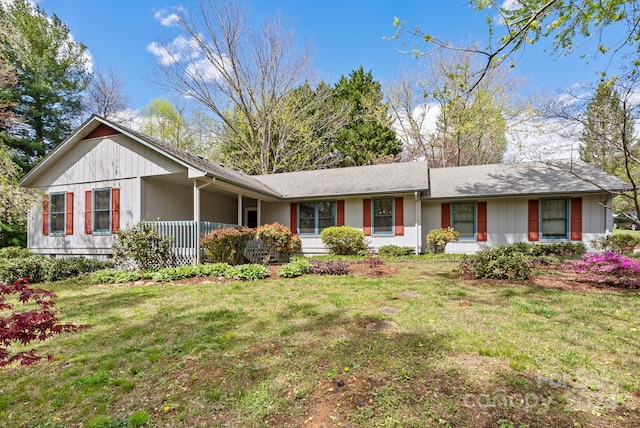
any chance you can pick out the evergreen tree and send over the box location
[580,81,635,178]
[333,67,401,166]
[0,0,89,172]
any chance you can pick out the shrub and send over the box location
[200,226,255,266]
[149,265,198,282]
[566,252,640,288]
[0,246,33,259]
[0,255,108,284]
[42,257,109,282]
[226,264,270,281]
[197,263,232,277]
[378,245,414,257]
[320,226,366,256]
[112,222,173,271]
[463,245,531,281]
[427,227,460,253]
[591,234,640,254]
[277,259,311,278]
[1,278,88,366]
[89,269,143,284]
[509,242,586,257]
[309,259,351,275]
[256,223,300,263]
[0,256,46,284]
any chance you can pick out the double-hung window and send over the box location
[541,198,568,239]
[451,202,475,239]
[299,201,336,235]
[372,197,393,234]
[93,188,112,233]
[49,193,66,234]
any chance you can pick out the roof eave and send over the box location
[280,188,429,200]
[424,188,627,201]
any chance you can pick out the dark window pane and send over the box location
[318,201,335,218]
[95,211,110,231]
[452,202,475,238]
[298,201,335,234]
[373,198,392,216]
[541,199,567,238]
[318,217,335,232]
[299,218,315,234]
[94,190,110,210]
[51,213,65,233]
[299,203,315,220]
[50,194,66,233]
[373,198,393,234]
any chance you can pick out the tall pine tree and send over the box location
[0,0,89,172]
[579,81,636,179]
[333,67,401,166]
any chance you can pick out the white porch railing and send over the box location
[147,221,236,265]
[146,221,272,265]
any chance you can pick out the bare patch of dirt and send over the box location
[462,264,640,294]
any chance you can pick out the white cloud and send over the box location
[154,9,180,27]
[185,57,229,82]
[147,41,176,65]
[147,35,200,66]
[500,0,522,11]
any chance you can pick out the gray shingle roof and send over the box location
[21,116,631,202]
[253,161,430,199]
[428,160,633,199]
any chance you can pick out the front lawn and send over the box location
[2,262,639,427]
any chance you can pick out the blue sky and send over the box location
[39,0,620,112]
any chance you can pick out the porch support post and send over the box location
[414,191,422,255]
[257,199,262,227]
[237,193,243,226]
[194,180,201,265]
[194,177,216,265]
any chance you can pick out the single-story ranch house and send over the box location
[20,115,632,263]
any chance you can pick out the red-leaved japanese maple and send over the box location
[0,278,88,367]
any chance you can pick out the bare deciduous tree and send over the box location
[388,50,532,166]
[84,65,133,124]
[149,0,332,174]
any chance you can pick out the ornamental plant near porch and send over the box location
[256,223,301,263]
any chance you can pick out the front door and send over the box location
[246,208,258,228]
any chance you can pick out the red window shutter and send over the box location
[43,195,49,236]
[394,197,404,236]
[85,190,92,234]
[441,203,451,228]
[65,192,74,235]
[290,203,298,235]
[363,198,372,236]
[111,188,120,233]
[528,200,540,241]
[337,200,345,226]
[477,201,487,241]
[570,197,583,241]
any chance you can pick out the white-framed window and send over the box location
[50,193,66,235]
[299,201,336,235]
[452,202,475,239]
[372,197,393,235]
[541,198,568,239]
[93,188,111,233]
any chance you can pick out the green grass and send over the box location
[2,262,640,427]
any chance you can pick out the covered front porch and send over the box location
[141,173,277,265]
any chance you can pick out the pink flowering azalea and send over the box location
[565,253,640,288]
